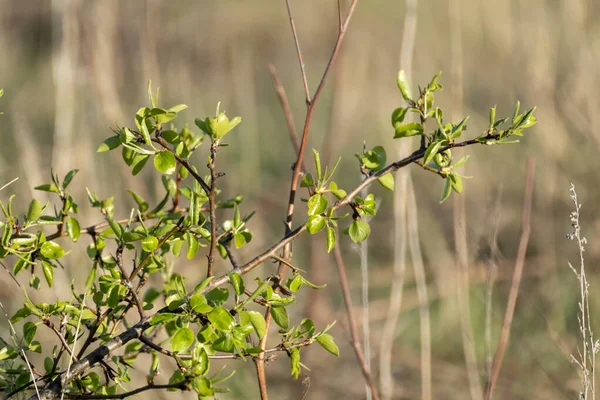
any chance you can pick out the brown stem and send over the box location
[485,159,535,399]
[332,238,380,400]
[207,141,218,278]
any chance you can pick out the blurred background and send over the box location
[0,0,599,399]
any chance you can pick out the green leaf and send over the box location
[424,142,441,165]
[313,149,322,181]
[362,146,387,171]
[106,217,123,240]
[190,293,213,313]
[396,70,412,101]
[301,173,315,188]
[306,215,327,234]
[378,173,394,191]
[270,306,289,329]
[35,184,59,194]
[347,220,370,243]
[42,261,54,287]
[449,173,463,193]
[40,241,65,259]
[326,226,336,253]
[229,272,244,296]
[23,322,37,345]
[307,194,328,216]
[206,113,230,139]
[26,199,42,223]
[195,118,210,134]
[186,233,199,259]
[288,274,303,292]
[440,178,452,203]
[247,311,266,339]
[391,107,408,128]
[154,151,177,175]
[141,236,159,252]
[65,217,81,242]
[127,190,149,212]
[97,136,121,152]
[208,306,236,331]
[169,104,188,114]
[316,333,339,356]
[290,348,301,379]
[171,327,194,353]
[394,123,423,138]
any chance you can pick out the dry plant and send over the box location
[567,184,599,400]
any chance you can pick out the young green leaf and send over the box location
[313,149,322,182]
[97,136,121,152]
[440,178,452,203]
[65,217,81,242]
[270,306,289,329]
[23,322,37,346]
[171,327,194,353]
[40,241,65,259]
[26,199,42,223]
[247,310,266,339]
[207,306,236,331]
[62,169,79,189]
[306,215,327,234]
[397,70,413,101]
[141,236,159,252]
[424,142,441,165]
[41,261,54,287]
[394,123,423,138]
[378,173,394,191]
[154,151,177,175]
[391,107,408,128]
[316,333,339,356]
[229,272,244,296]
[326,226,336,253]
[347,220,370,243]
[307,194,328,216]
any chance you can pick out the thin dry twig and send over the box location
[485,158,535,400]
[284,0,311,105]
[406,175,432,400]
[333,239,380,400]
[256,2,360,398]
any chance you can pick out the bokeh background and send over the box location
[1,0,599,399]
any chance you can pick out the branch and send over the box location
[332,237,380,400]
[31,131,502,399]
[62,382,189,400]
[485,159,535,400]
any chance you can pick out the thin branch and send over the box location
[62,382,189,400]
[332,239,380,400]
[257,3,360,398]
[485,159,535,400]
[33,129,506,399]
[207,141,219,278]
[284,0,311,105]
[267,64,303,168]
[406,175,432,400]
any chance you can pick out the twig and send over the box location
[379,170,408,400]
[332,239,380,400]
[257,2,360,399]
[406,175,432,400]
[485,158,535,400]
[207,141,219,278]
[267,64,303,168]
[61,292,87,400]
[62,382,189,399]
[284,0,311,105]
